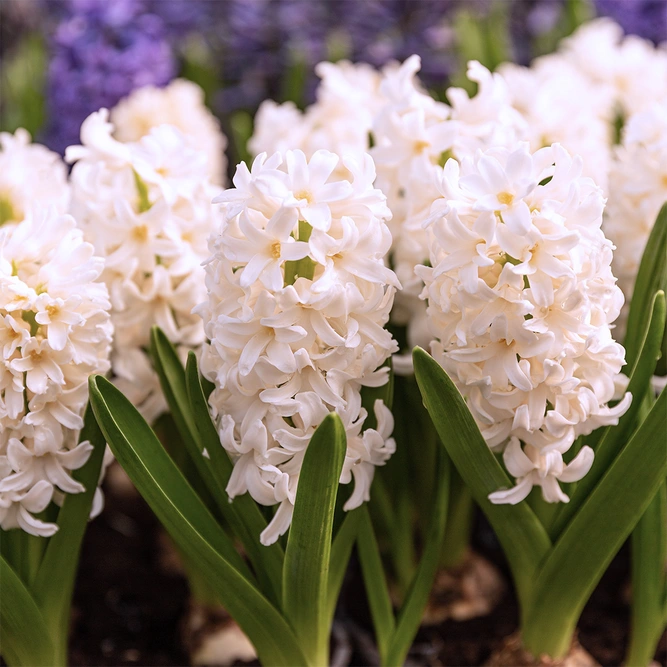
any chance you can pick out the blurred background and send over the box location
[1,0,666,171]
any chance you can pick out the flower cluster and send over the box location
[0,129,70,225]
[66,109,222,423]
[0,209,113,536]
[418,143,631,504]
[197,148,399,545]
[500,18,667,191]
[251,57,527,371]
[110,78,228,186]
[604,104,667,336]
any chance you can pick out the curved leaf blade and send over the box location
[357,504,396,662]
[0,555,54,667]
[88,375,306,666]
[386,448,451,667]
[32,404,106,655]
[413,346,551,604]
[185,351,284,605]
[524,388,667,658]
[283,413,346,666]
[552,291,666,538]
[624,202,667,369]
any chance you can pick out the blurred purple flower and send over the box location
[595,0,667,44]
[216,0,459,113]
[44,0,175,153]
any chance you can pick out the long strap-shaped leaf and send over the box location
[326,507,362,629]
[0,555,54,667]
[88,375,307,666]
[624,202,667,369]
[523,388,667,658]
[357,504,396,662]
[551,291,666,539]
[385,447,451,667]
[413,347,552,603]
[283,412,346,667]
[154,334,284,606]
[626,481,667,667]
[184,351,285,605]
[150,328,226,511]
[30,404,106,665]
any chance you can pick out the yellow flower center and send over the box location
[132,225,149,242]
[271,241,282,259]
[295,190,314,204]
[498,192,514,206]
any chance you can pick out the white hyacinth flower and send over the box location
[111,79,228,185]
[604,104,667,338]
[197,149,399,545]
[66,110,222,423]
[0,210,113,536]
[418,142,631,505]
[0,129,70,226]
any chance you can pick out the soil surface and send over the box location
[68,476,667,666]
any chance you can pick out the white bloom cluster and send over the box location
[604,105,667,337]
[250,58,528,373]
[249,61,384,166]
[198,149,399,545]
[0,210,113,536]
[0,129,70,225]
[418,142,631,504]
[67,110,222,423]
[111,79,228,185]
[500,18,667,192]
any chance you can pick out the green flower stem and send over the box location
[439,468,474,569]
[284,220,315,285]
[626,480,667,667]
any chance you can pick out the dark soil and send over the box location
[69,475,667,666]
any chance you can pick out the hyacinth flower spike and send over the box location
[0,132,113,667]
[413,144,667,662]
[87,148,450,665]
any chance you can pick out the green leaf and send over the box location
[626,482,667,667]
[523,388,667,658]
[326,508,361,628]
[357,504,396,663]
[552,291,666,539]
[150,328,228,513]
[412,347,552,604]
[624,202,667,369]
[385,448,451,667]
[282,413,346,666]
[184,351,284,606]
[88,375,307,666]
[31,405,107,663]
[0,555,54,667]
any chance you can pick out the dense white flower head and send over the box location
[66,110,222,422]
[418,142,630,505]
[110,79,228,185]
[559,18,667,120]
[0,210,113,536]
[499,57,613,189]
[0,129,69,226]
[372,57,527,371]
[198,148,399,545]
[604,104,667,337]
[249,60,385,170]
